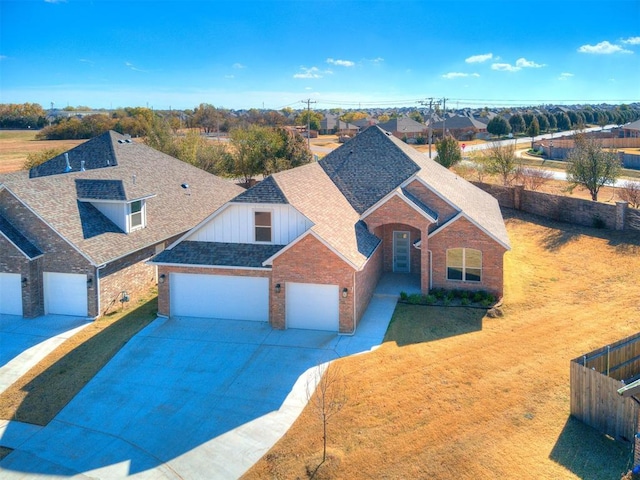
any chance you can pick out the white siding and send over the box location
[187,203,313,244]
[91,201,127,232]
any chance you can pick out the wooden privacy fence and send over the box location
[570,332,640,442]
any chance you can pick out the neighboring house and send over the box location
[430,114,488,141]
[377,117,427,140]
[151,126,510,333]
[0,131,242,318]
[622,119,640,138]
[319,114,359,135]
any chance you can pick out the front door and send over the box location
[393,231,410,273]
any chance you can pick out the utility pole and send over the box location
[301,98,317,148]
[442,97,448,138]
[418,98,435,158]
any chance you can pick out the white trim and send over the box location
[428,212,511,251]
[262,229,359,270]
[147,260,271,271]
[446,247,483,283]
[0,230,44,260]
[77,193,156,203]
[0,185,98,266]
[360,188,436,224]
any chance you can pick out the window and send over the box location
[447,248,482,282]
[129,200,144,230]
[254,211,272,242]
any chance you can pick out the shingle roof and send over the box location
[377,117,426,134]
[0,131,243,266]
[0,213,43,259]
[232,175,288,204]
[153,241,284,268]
[415,157,510,249]
[401,187,439,221]
[319,126,421,214]
[75,179,127,201]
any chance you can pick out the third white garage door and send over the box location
[170,273,269,321]
[44,272,88,316]
[286,282,339,331]
[0,273,23,316]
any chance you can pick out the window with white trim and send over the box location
[128,200,145,231]
[447,248,482,282]
[254,211,272,242]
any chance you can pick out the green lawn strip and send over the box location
[0,296,158,426]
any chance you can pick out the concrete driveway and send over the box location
[0,292,398,479]
[0,314,91,393]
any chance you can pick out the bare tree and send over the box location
[483,142,518,186]
[514,165,554,191]
[618,181,640,208]
[566,134,621,201]
[306,362,347,470]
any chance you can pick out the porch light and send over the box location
[275,283,281,294]
[22,278,28,288]
[342,287,348,298]
[87,277,93,288]
[159,274,166,284]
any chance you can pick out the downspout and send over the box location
[94,264,106,319]
[429,250,433,290]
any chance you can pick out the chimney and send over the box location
[64,153,72,173]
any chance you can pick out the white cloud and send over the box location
[232,63,246,69]
[326,58,355,67]
[465,53,493,63]
[558,72,574,80]
[367,57,384,64]
[442,72,480,79]
[621,36,640,45]
[491,63,520,72]
[515,57,545,68]
[293,66,323,79]
[124,62,147,73]
[578,40,632,54]
[44,0,67,3]
[0,55,7,61]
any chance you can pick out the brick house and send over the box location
[0,131,241,318]
[152,126,510,333]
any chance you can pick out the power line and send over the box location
[301,98,317,148]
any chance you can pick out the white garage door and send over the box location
[44,272,88,316]
[170,273,269,321]
[286,282,339,331]
[0,273,23,316]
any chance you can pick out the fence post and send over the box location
[616,201,628,231]
[514,184,524,210]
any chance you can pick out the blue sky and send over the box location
[1,0,639,111]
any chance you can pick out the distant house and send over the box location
[151,126,510,333]
[430,114,488,141]
[377,117,427,140]
[319,114,359,135]
[622,119,640,138]
[0,131,241,318]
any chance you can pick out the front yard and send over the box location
[244,209,640,479]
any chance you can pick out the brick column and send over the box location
[514,184,525,210]
[616,201,628,231]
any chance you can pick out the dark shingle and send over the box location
[319,126,421,214]
[233,176,288,204]
[0,214,43,259]
[76,179,126,201]
[30,130,119,178]
[152,241,285,268]
[401,187,439,221]
[355,221,381,257]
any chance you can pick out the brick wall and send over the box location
[271,234,355,332]
[472,181,639,232]
[429,216,507,297]
[156,265,272,318]
[354,244,383,325]
[0,235,44,317]
[404,179,459,227]
[373,224,421,274]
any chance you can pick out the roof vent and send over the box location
[64,153,72,173]
[80,160,86,172]
[118,139,124,144]
[125,139,132,143]
[132,174,137,185]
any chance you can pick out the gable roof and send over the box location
[319,126,421,214]
[152,241,284,269]
[232,175,288,204]
[377,117,426,133]
[0,213,43,259]
[0,131,243,266]
[413,158,510,249]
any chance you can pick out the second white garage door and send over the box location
[286,282,339,331]
[0,273,23,316]
[44,272,88,316]
[170,273,269,321]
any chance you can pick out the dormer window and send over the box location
[254,211,272,242]
[128,200,146,231]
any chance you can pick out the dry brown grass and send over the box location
[0,291,158,426]
[243,210,639,480]
[0,130,86,174]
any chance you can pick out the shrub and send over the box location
[400,291,408,301]
[433,288,446,300]
[425,295,437,305]
[443,297,451,307]
[461,298,471,306]
[408,294,422,305]
[473,292,484,303]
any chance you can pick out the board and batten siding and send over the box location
[187,203,313,244]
